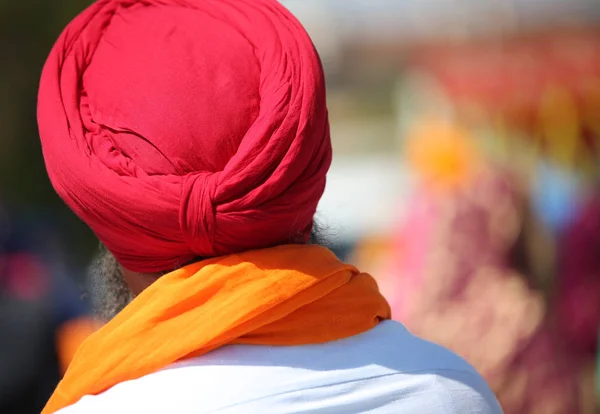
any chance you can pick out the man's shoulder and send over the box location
[57,321,502,413]
[336,319,482,373]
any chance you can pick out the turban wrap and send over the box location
[38,0,331,273]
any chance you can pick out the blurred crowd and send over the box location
[0,205,96,412]
[369,123,600,413]
[1,0,599,413]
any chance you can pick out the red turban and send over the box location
[38,0,331,272]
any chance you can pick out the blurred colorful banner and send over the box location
[411,29,600,170]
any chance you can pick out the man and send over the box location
[37,0,502,412]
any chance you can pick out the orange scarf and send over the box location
[44,245,390,413]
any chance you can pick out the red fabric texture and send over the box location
[38,0,331,273]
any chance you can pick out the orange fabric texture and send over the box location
[43,245,391,413]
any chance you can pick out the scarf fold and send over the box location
[43,245,391,413]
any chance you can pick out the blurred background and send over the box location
[1,0,599,412]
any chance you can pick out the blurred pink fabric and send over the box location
[387,168,589,413]
[558,190,600,356]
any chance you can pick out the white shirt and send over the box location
[58,320,502,413]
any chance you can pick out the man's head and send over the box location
[38,0,331,279]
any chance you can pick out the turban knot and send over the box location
[38,0,331,272]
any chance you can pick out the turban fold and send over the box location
[38,0,331,272]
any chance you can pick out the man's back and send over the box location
[58,321,501,413]
[39,1,501,412]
